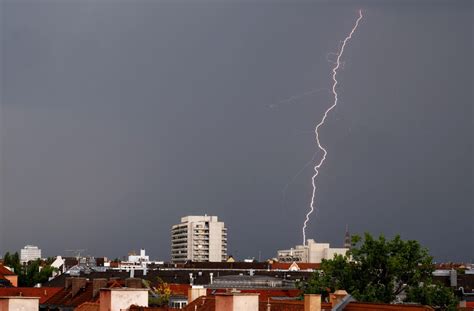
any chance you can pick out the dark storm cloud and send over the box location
[1,0,472,261]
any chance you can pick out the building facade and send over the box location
[171,215,227,263]
[20,245,41,263]
[277,239,348,263]
[128,249,149,263]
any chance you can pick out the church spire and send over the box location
[344,224,351,249]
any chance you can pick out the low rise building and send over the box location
[128,249,149,264]
[277,239,348,263]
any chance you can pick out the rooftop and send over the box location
[0,265,16,276]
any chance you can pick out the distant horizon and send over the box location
[4,228,473,263]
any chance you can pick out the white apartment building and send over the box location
[20,245,42,263]
[171,215,227,263]
[277,239,348,263]
[128,249,149,263]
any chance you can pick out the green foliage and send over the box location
[2,252,57,287]
[406,281,458,311]
[147,277,171,306]
[301,254,355,301]
[301,233,457,310]
[2,252,21,277]
[20,259,58,287]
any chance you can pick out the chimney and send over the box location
[65,277,73,289]
[215,293,259,311]
[304,294,321,311]
[92,278,108,298]
[125,278,143,289]
[188,286,207,304]
[449,269,457,287]
[99,288,148,311]
[0,297,40,311]
[71,278,87,297]
[330,290,348,308]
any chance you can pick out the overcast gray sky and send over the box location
[1,0,472,262]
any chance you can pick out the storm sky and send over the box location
[1,0,472,262]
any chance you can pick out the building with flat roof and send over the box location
[20,245,41,263]
[171,215,227,263]
[277,239,348,263]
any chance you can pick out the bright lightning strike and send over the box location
[302,10,364,245]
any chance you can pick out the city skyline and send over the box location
[1,0,472,262]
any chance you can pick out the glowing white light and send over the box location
[302,10,364,244]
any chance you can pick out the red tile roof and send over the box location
[44,279,126,308]
[271,262,321,271]
[0,265,16,276]
[45,282,96,308]
[179,295,434,311]
[168,284,190,296]
[75,302,100,311]
[183,296,215,311]
[0,288,63,304]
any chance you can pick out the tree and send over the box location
[406,281,458,311]
[3,252,21,277]
[301,233,457,310]
[20,259,57,287]
[2,252,57,287]
[3,252,11,265]
[148,277,171,306]
[301,254,355,301]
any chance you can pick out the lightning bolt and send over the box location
[302,10,364,245]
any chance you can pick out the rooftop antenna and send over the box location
[65,249,86,259]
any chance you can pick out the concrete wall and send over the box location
[208,221,224,262]
[233,294,259,311]
[188,286,207,303]
[99,289,148,311]
[308,241,330,263]
[215,293,259,311]
[0,297,39,311]
[304,294,321,311]
[324,248,348,260]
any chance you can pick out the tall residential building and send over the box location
[20,245,41,263]
[277,239,348,263]
[171,215,227,263]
